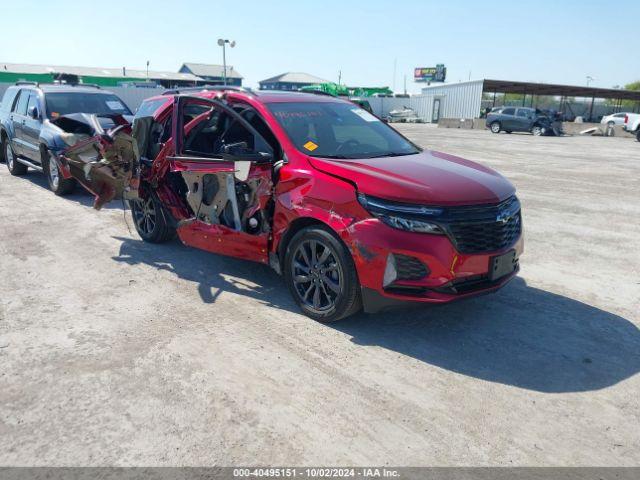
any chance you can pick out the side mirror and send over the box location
[28,106,39,120]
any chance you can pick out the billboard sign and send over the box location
[414,64,446,83]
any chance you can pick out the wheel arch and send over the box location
[276,217,333,269]
[39,142,49,162]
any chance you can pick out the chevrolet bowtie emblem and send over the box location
[496,212,511,224]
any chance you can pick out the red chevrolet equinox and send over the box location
[52,87,523,322]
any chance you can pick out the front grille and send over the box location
[395,254,429,280]
[443,196,522,254]
[448,213,521,254]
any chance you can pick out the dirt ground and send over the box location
[0,127,638,466]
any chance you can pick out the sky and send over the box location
[2,0,639,93]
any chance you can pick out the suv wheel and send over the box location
[532,125,544,136]
[44,150,75,196]
[636,130,640,142]
[284,226,361,322]
[130,191,176,243]
[490,122,501,134]
[5,141,27,176]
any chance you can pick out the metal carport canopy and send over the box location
[482,79,640,101]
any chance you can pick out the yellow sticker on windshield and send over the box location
[303,140,318,152]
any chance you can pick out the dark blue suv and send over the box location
[0,82,132,194]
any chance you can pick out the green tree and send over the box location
[625,81,640,91]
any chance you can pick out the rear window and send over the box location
[44,92,132,119]
[134,98,169,118]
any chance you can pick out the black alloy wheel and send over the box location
[284,226,361,322]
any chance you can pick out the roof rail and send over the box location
[162,85,253,96]
[13,81,101,89]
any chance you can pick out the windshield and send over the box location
[45,92,132,119]
[268,101,420,159]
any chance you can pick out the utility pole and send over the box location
[146,60,149,82]
[338,70,342,85]
[217,39,236,86]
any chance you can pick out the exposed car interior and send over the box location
[131,100,279,236]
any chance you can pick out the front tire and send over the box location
[636,130,640,142]
[130,191,176,243]
[44,150,75,196]
[5,141,27,176]
[531,125,544,136]
[490,122,501,134]
[284,226,361,322]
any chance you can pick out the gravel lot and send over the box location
[0,127,638,466]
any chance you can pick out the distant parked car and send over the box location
[601,112,632,127]
[0,82,132,194]
[486,107,552,136]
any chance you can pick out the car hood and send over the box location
[308,150,515,206]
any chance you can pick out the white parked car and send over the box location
[600,112,632,126]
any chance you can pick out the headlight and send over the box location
[357,193,445,234]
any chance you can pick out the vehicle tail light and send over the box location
[624,115,628,124]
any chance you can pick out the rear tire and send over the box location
[44,149,75,196]
[284,226,361,322]
[130,190,176,243]
[490,122,501,134]
[5,141,27,176]
[636,130,640,142]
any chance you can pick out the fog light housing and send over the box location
[395,254,429,280]
[383,254,398,287]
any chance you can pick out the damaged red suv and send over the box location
[54,87,523,321]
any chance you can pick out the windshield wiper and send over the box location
[366,151,418,158]
[311,152,418,160]
[310,154,352,159]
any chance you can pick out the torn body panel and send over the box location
[173,162,273,263]
[55,114,139,209]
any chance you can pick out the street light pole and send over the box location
[218,39,236,86]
